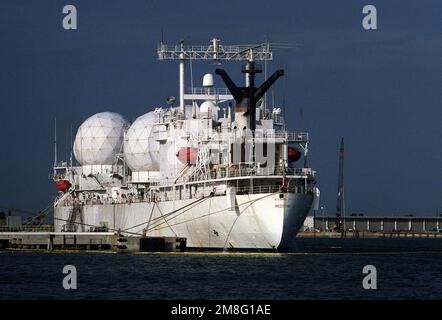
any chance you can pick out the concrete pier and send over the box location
[305,215,442,233]
[0,232,141,251]
[0,232,189,252]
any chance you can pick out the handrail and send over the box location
[146,166,312,186]
[55,175,314,207]
[179,131,308,142]
[0,225,54,232]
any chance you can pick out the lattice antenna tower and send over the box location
[157,38,274,116]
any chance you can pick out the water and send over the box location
[1,238,441,299]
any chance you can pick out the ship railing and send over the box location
[135,184,311,203]
[226,167,311,178]
[252,132,308,142]
[149,167,312,186]
[56,179,314,206]
[287,132,308,142]
[180,131,308,143]
[0,225,55,232]
[235,184,309,195]
[272,114,285,125]
[188,87,231,95]
[122,166,312,190]
[257,110,285,123]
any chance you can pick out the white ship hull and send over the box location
[54,192,313,250]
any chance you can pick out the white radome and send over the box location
[202,73,214,87]
[73,112,129,166]
[200,100,220,121]
[199,101,217,120]
[123,111,160,171]
[199,101,215,114]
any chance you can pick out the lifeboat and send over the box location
[288,146,301,162]
[56,180,71,192]
[176,147,198,164]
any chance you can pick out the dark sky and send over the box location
[0,0,441,217]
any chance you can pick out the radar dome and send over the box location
[123,112,160,171]
[73,112,129,165]
[199,101,215,114]
[202,73,214,87]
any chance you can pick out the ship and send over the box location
[51,38,320,251]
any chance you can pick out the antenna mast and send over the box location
[157,38,274,120]
[336,138,345,232]
[54,117,57,168]
[179,40,185,114]
[70,124,73,167]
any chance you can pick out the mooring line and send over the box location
[148,192,277,234]
[121,196,208,233]
[143,196,211,234]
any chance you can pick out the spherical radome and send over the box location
[73,112,129,165]
[123,112,160,171]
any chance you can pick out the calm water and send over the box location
[1,238,441,299]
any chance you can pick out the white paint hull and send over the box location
[54,192,313,250]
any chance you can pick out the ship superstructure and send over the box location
[52,38,319,251]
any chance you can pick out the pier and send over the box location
[0,231,188,252]
[301,215,442,238]
[0,232,137,251]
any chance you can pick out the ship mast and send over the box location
[336,138,345,232]
[157,38,274,120]
[179,40,185,114]
[53,117,57,174]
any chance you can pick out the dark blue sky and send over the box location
[0,0,441,216]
